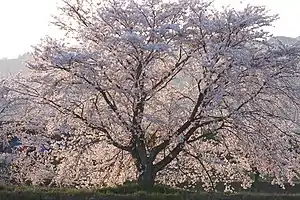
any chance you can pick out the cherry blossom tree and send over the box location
[0,78,53,186]
[0,79,22,185]
[6,0,300,190]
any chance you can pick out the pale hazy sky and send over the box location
[0,0,299,58]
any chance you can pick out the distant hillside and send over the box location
[269,36,300,45]
[0,54,29,77]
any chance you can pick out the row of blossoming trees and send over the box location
[1,0,300,191]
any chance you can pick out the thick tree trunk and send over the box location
[137,166,156,189]
[251,167,260,192]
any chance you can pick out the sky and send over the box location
[0,0,299,58]
[0,0,60,59]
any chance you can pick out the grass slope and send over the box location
[1,184,300,200]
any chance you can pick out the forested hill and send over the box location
[270,36,300,44]
[0,54,29,77]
